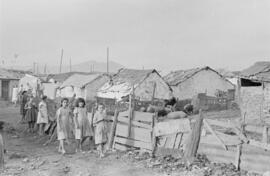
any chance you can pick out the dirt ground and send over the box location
[0,103,166,176]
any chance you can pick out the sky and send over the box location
[0,0,270,73]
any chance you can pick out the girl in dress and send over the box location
[56,98,71,154]
[93,103,107,158]
[73,98,93,152]
[37,95,49,136]
[25,96,37,133]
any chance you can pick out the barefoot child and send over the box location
[93,103,107,158]
[25,96,37,133]
[73,98,93,152]
[37,95,49,136]
[56,98,71,154]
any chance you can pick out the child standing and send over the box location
[93,103,107,158]
[37,95,49,136]
[25,96,37,133]
[56,98,71,154]
[73,98,93,152]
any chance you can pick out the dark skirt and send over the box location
[25,108,37,123]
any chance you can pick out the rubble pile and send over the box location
[121,151,260,176]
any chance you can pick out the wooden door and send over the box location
[1,80,9,100]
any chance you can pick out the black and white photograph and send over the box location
[0,0,270,175]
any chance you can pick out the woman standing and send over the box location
[56,98,71,154]
[25,96,37,133]
[37,95,49,136]
[20,91,28,123]
[93,104,108,158]
[73,98,93,152]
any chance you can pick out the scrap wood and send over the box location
[249,139,270,151]
[203,119,228,151]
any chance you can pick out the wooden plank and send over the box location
[262,126,268,143]
[114,136,152,151]
[184,110,204,162]
[117,116,152,129]
[204,119,228,150]
[133,111,154,123]
[108,110,119,149]
[164,134,177,149]
[154,119,191,137]
[249,139,270,151]
[114,143,132,151]
[115,123,152,143]
[206,119,234,129]
[0,134,4,169]
[235,144,242,170]
[119,110,129,117]
[174,133,183,149]
[215,131,242,146]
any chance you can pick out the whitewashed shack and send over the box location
[0,68,22,101]
[164,66,235,100]
[59,73,109,100]
[19,74,43,97]
[97,69,172,101]
[239,61,270,125]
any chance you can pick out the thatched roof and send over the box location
[112,68,158,86]
[47,72,98,83]
[60,73,105,88]
[0,68,25,80]
[164,66,232,86]
[241,62,270,82]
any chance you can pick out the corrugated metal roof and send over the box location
[60,73,103,88]
[240,61,270,82]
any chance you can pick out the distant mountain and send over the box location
[8,60,124,74]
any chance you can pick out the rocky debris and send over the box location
[120,150,260,176]
[9,152,27,159]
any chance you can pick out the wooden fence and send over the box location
[112,110,154,152]
[199,118,270,173]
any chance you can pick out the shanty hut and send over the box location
[0,68,23,101]
[59,73,109,100]
[97,69,172,101]
[164,66,235,100]
[19,74,43,97]
[239,61,270,124]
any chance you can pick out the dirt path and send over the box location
[0,105,163,176]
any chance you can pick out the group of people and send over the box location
[20,91,108,158]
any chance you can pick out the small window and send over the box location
[240,78,262,87]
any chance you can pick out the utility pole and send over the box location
[36,63,39,75]
[33,62,35,74]
[59,49,64,73]
[107,47,109,74]
[69,58,72,72]
[44,64,47,74]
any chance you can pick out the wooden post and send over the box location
[108,109,119,149]
[262,126,268,144]
[127,86,134,137]
[151,82,156,104]
[151,112,157,158]
[184,109,204,163]
[0,133,4,169]
[235,144,242,170]
[234,123,245,170]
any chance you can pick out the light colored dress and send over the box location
[93,111,107,145]
[73,107,93,140]
[56,107,71,140]
[37,101,49,124]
